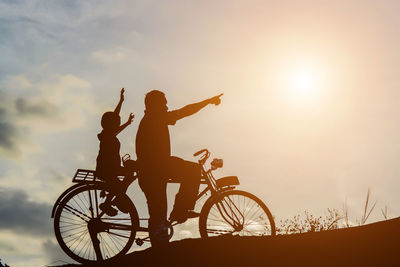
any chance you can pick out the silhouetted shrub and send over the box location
[277,208,342,234]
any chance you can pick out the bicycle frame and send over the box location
[53,149,243,248]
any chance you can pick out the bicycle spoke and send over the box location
[206,228,234,234]
[106,232,123,252]
[64,204,91,222]
[243,200,257,219]
[76,193,89,214]
[246,204,263,222]
[88,190,94,218]
[60,224,86,234]
[99,234,110,259]
[64,228,89,243]
[107,231,131,239]
[71,197,86,217]
[247,208,268,223]
[82,236,93,260]
[68,228,89,250]
[59,218,82,226]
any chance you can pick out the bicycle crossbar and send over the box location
[167,177,208,184]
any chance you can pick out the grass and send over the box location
[278,188,385,234]
[277,208,342,234]
[359,188,377,225]
[381,205,389,220]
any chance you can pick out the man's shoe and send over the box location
[169,209,187,223]
[169,210,200,223]
[99,202,118,217]
[186,210,200,219]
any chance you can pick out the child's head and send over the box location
[101,111,120,132]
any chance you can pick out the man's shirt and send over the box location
[136,110,180,167]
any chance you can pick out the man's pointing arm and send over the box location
[169,93,223,123]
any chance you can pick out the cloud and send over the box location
[0,240,16,253]
[0,73,98,159]
[91,47,128,63]
[0,230,51,266]
[42,239,77,265]
[0,108,18,149]
[0,107,25,157]
[15,97,59,118]
[0,188,52,236]
[0,94,34,158]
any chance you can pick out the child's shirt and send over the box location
[96,130,121,180]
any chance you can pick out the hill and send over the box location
[57,217,399,267]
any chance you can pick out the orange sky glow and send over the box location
[0,1,399,266]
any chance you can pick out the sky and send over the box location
[0,0,399,266]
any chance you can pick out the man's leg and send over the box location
[138,176,169,247]
[166,156,202,220]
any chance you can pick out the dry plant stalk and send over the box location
[277,209,342,235]
[359,188,377,225]
[381,205,389,220]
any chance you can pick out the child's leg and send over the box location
[112,163,137,213]
[99,175,120,216]
[121,160,137,191]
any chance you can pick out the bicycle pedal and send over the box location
[135,238,144,246]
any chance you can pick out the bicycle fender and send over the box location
[51,183,94,218]
[215,176,239,189]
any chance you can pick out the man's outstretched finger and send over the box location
[210,93,223,105]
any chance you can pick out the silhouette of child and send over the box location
[96,88,135,216]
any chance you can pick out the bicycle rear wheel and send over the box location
[54,183,139,263]
[199,190,275,237]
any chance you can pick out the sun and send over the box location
[291,69,318,97]
[284,65,322,104]
[273,57,330,107]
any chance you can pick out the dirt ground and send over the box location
[58,217,399,267]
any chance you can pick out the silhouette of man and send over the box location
[136,90,222,246]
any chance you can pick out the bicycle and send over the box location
[51,149,276,263]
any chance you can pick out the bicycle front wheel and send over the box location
[199,190,275,238]
[54,183,139,263]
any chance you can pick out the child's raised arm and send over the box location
[114,88,125,115]
[116,113,134,135]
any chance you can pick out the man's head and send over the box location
[145,90,168,113]
[101,111,120,131]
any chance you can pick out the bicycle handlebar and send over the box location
[193,149,208,157]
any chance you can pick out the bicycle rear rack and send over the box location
[72,169,99,183]
[72,169,210,184]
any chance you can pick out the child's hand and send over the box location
[127,113,134,125]
[120,88,125,102]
